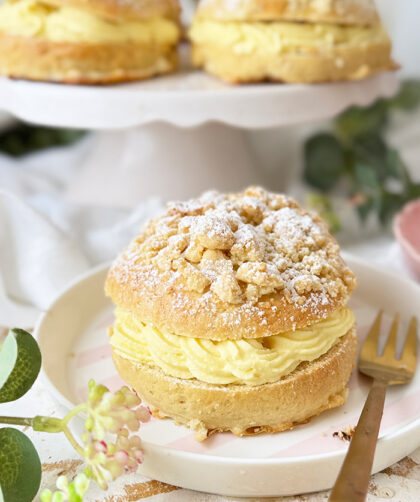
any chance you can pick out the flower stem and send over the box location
[63,425,85,457]
[33,416,64,433]
[0,416,34,427]
[0,414,85,457]
[62,404,88,426]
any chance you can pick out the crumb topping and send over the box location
[121,187,355,312]
[198,0,377,19]
[333,425,355,441]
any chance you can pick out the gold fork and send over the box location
[329,311,418,502]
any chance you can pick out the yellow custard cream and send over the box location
[0,0,180,45]
[189,19,389,55]
[111,308,355,386]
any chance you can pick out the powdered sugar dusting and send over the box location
[111,187,356,331]
[197,0,378,24]
[199,0,376,13]
[72,0,181,19]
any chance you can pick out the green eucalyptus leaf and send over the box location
[390,80,420,110]
[408,183,420,199]
[0,428,42,502]
[0,125,87,158]
[335,100,389,140]
[352,133,389,181]
[304,133,346,191]
[353,162,383,222]
[0,329,41,403]
[354,162,380,191]
[357,197,375,222]
[379,191,407,224]
[386,148,411,185]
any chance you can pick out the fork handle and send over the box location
[329,378,387,502]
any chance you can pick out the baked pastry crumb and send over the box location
[333,425,355,442]
[108,186,356,340]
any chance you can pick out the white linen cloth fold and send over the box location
[0,135,164,327]
[0,190,88,327]
[0,190,162,328]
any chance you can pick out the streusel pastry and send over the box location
[0,0,181,84]
[189,0,396,83]
[106,187,357,440]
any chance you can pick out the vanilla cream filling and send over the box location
[0,0,180,45]
[110,308,355,386]
[189,19,389,56]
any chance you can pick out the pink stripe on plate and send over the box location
[77,385,89,402]
[269,387,420,459]
[99,374,127,392]
[76,344,112,368]
[76,373,126,401]
[348,368,371,390]
[268,418,351,459]
[92,314,115,330]
[380,387,420,431]
[98,375,159,428]
[166,430,238,453]
[270,432,347,458]
[357,324,370,342]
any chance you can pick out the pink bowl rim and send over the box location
[393,199,420,263]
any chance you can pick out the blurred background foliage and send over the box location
[304,79,420,231]
[0,124,86,157]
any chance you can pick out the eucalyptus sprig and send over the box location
[304,79,420,229]
[0,329,151,502]
[0,125,86,158]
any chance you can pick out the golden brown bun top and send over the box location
[43,0,181,21]
[105,187,356,340]
[195,0,380,25]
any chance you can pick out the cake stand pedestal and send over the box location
[0,49,399,206]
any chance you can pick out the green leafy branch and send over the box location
[0,329,151,502]
[0,125,86,157]
[304,80,420,229]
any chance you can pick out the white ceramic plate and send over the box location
[0,47,398,130]
[34,254,420,497]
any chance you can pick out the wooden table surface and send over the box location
[40,449,420,502]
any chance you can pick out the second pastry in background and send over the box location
[189,0,397,83]
[0,0,181,84]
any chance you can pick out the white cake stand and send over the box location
[0,48,398,205]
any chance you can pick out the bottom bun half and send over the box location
[0,34,177,84]
[191,42,395,83]
[112,326,358,440]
